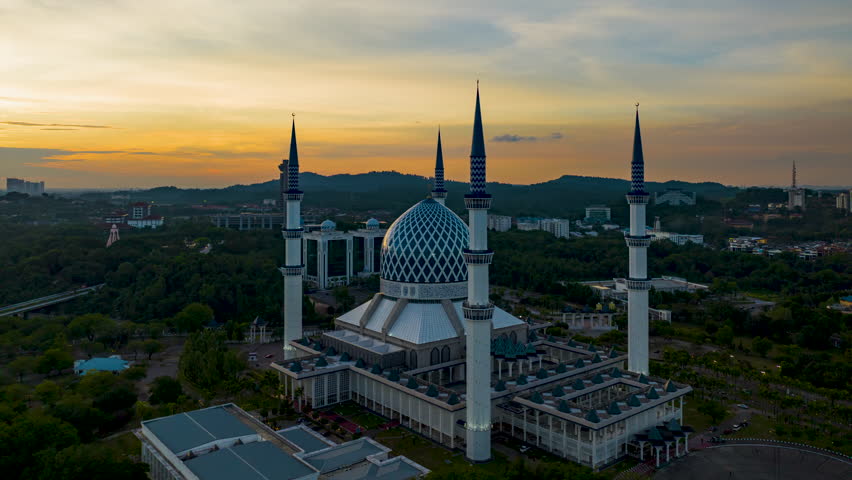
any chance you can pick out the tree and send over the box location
[149,377,184,405]
[36,348,73,376]
[8,356,37,382]
[173,303,214,333]
[68,314,113,342]
[715,326,734,347]
[332,286,355,313]
[127,340,145,361]
[698,400,728,425]
[81,341,105,358]
[0,413,79,479]
[752,337,773,357]
[144,339,163,360]
[36,444,149,480]
[35,380,62,406]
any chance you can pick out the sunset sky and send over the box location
[1,0,851,189]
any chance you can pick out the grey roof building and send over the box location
[139,404,427,480]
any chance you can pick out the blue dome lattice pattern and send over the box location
[381,199,468,284]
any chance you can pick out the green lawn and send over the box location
[331,401,387,429]
[374,427,509,476]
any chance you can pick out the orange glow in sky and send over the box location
[1,1,851,188]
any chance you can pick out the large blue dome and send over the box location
[381,199,468,284]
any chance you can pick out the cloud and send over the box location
[492,134,538,142]
[1,121,113,128]
[41,127,78,131]
[492,132,564,142]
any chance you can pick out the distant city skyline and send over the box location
[1,0,851,189]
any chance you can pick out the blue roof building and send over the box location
[73,355,130,376]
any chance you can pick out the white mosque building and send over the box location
[273,88,693,469]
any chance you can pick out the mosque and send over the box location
[272,87,693,470]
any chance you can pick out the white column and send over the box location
[626,195,650,374]
[283,194,303,360]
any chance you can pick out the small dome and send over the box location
[366,218,380,230]
[320,219,336,231]
[381,199,468,284]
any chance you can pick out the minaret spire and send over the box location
[625,104,651,375]
[470,83,487,193]
[630,103,646,195]
[792,161,797,189]
[462,82,494,462]
[288,115,301,193]
[431,127,447,205]
[281,115,305,360]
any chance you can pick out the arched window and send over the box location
[410,351,418,368]
[441,345,450,363]
[430,347,440,365]
[510,331,517,343]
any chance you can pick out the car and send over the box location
[737,404,749,409]
[519,445,531,453]
[265,353,275,358]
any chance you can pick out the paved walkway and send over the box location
[655,443,851,480]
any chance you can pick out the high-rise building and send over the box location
[625,105,651,375]
[836,192,850,211]
[540,218,571,238]
[487,214,512,232]
[5,177,44,194]
[788,162,805,210]
[585,205,612,223]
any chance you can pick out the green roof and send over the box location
[592,374,604,384]
[517,375,528,385]
[426,385,439,397]
[448,393,460,405]
[315,356,328,367]
[607,402,621,415]
[572,379,585,391]
[288,361,303,373]
[646,387,660,400]
[536,368,549,379]
[530,392,544,404]
[494,380,507,392]
[551,386,565,397]
[627,395,641,407]
[555,363,567,373]
[574,359,585,368]
[370,364,382,375]
[585,410,600,423]
[406,377,419,389]
[665,379,678,392]
[558,400,571,413]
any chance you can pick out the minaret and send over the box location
[625,104,651,375]
[462,83,494,462]
[280,116,304,360]
[792,161,797,189]
[431,128,447,205]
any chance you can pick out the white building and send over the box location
[836,192,850,211]
[127,202,164,229]
[654,188,696,206]
[488,214,513,232]
[303,220,354,290]
[272,95,694,470]
[585,205,611,223]
[541,218,571,238]
[788,162,806,210]
[516,217,541,231]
